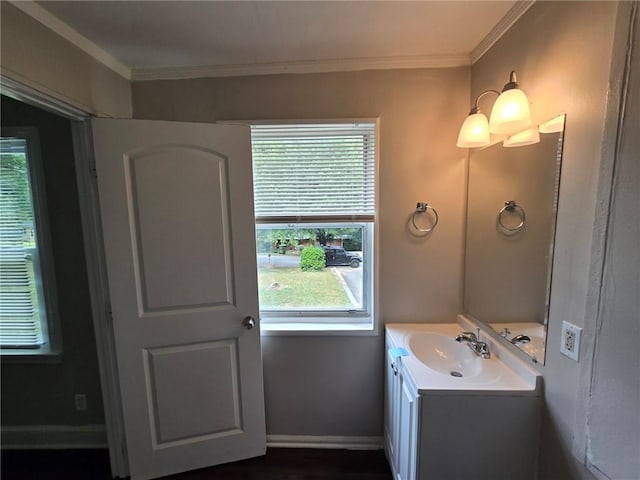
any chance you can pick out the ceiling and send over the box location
[28,1,531,80]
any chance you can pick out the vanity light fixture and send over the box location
[456,90,496,148]
[538,114,566,133]
[456,70,533,148]
[503,126,540,147]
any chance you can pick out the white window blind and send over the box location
[0,138,45,348]
[251,123,376,222]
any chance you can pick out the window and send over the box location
[251,122,377,330]
[0,128,59,355]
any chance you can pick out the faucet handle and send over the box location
[459,331,477,342]
[477,341,491,358]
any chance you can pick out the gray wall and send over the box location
[1,95,105,426]
[132,67,469,436]
[0,2,131,118]
[471,2,623,479]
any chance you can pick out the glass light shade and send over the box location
[539,114,566,133]
[456,113,490,148]
[489,88,532,134]
[503,127,540,147]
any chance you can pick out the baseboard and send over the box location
[1,424,108,449]
[1,427,381,451]
[266,435,384,450]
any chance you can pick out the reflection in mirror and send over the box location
[463,115,566,364]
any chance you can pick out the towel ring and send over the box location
[498,200,525,232]
[412,202,439,233]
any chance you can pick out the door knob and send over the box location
[243,316,256,330]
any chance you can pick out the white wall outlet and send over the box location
[74,393,87,411]
[560,321,582,361]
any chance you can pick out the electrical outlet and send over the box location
[560,321,581,361]
[74,393,87,411]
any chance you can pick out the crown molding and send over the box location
[8,0,529,82]
[8,0,131,80]
[470,0,536,64]
[131,54,470,81]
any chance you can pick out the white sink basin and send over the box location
[386,318,541,393]
[408,332,482,378]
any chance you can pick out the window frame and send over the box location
[0,127,61,360]
[250,119,379,334]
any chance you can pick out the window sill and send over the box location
[260,321,377,336]
[1,348,62,364]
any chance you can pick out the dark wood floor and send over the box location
[1,448,393,480]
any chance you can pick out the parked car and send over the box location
[322,246,362,268]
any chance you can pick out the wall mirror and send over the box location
[463,115,566,364]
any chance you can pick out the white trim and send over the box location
[260,323,376,336]
[71,121,130,478]
[266,435,384,450]
[1,425,108,449]
[470,1,536,64]
[1,75,90,120]
[7,0,131,80]
[251,120,378,334]
[576,3,638,477]
[132,54,470,81]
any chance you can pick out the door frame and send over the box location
[1,75,129,478]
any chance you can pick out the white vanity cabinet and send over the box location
[385,345,418,480]
[384,324,541,480]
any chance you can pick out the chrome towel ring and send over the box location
[411,202,439,233]
[498,200,525,232]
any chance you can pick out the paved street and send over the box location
[257,253,301,268]
[335,266,363,308]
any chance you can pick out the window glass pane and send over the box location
[256,225,365,312]
[0,137,44,348]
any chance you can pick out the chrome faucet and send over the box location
[510,334,531,345]
[454,331,491,359]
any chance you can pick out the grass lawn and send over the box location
[258,267,352,308]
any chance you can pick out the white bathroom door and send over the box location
[92,118,265,480]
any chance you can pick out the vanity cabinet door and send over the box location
[397,368,418,480]
[385,347,400,474]
[385,337,419,480]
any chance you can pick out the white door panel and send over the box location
[128,145,232,310]
[92,119,265,480]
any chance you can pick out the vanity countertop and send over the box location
[386,316,541,395]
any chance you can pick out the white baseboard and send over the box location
[1,427,381,451]
[1,424,108,449]
[266,434,384,450]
